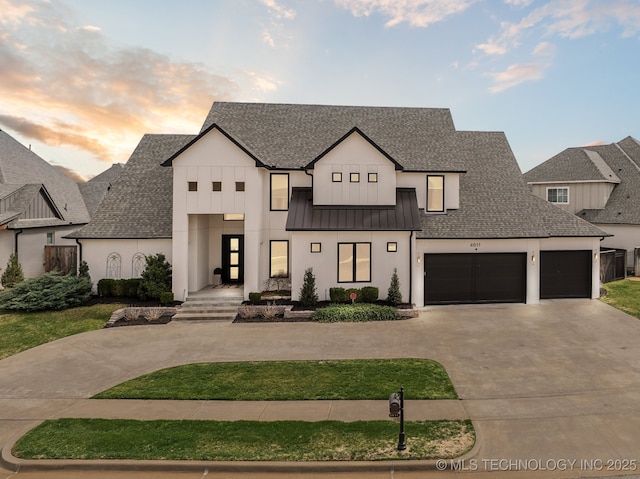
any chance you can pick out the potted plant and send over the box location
[212,267,222,286]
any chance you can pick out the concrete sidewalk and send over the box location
[2,299,640,477]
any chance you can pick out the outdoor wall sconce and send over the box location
[594,251,599,261]
[417,256,421,265]
[531,253,536,264]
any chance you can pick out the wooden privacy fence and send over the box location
[44,245,77,275]
[600,248,626,284]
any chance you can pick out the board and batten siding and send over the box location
[530,182,615,214]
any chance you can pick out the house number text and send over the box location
[470,242,481,248]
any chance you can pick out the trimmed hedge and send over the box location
[360,286,379,303]
[312,304,399,322]
[160,292,174,306]
[97,278,141,299]
[329,287,347,303]
[249,292,262,305]
[329,287,378,304]
[0,272,91,312]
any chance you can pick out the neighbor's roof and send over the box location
[0,129,90,227]
[418,131,608,239]
[167,102,467,172]
[79,163,126,217]
[525,136,640,226]
[286,187,421,231]
[68,134,194,239]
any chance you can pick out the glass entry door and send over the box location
[222,235,244,283]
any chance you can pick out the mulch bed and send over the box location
[106,315,173,328]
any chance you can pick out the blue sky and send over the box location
[0,0,638,180]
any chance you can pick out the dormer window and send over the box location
[350,172,360,183]
[427,175,445,212]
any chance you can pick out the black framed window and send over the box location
[350,172,360,183]
[338,242,371,283]
[212,181,222,192]
[311,242,321,253]
[270,240,289,278]
[188,181,198,192]
[427,175,445,212]
[387,242,397,252]
[270,173,289,211]
[368,172,378,183]
[332,172,342,182]
[236,181,245,192]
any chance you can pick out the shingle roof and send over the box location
[286,187,421,231]
[68,134,193,239]
[524,136,640,226]
[79,163,126,217]
[0,130,90,227]
[418,132,607,238]
[187,102,466,171]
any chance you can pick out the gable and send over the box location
[22,187,62,220]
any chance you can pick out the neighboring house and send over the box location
[79,163,125,218]
[0,130,90,277]
[524,137,640,271]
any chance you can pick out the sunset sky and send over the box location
[1,0,639,180]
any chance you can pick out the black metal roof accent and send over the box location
[286,187,421,231]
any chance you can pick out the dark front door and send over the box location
[221,235,244,283]
[425,253,526,304]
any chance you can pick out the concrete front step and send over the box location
[172,294,243,321]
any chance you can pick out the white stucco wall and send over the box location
[312,132,397,206]
[290,230,412,303]
[78,238,172,291]
[397,172,460,210]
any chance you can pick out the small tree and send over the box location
[298,267,318,308]
[138,253,172,300]
[386,268,402,306]
[78,260,90,280]
[2,253,24,288]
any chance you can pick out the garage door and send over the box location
[540,250,591,299]
[425,253,526,305]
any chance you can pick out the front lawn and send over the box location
[94,359,457,400]
[600,279,640,320]
[14,418,474,461]
[0,304,121,360]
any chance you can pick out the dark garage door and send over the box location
[540,250,591,299]
[425,253,526,305]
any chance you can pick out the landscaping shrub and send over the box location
[249,292,262,305]
[111,279,126,297]
[78,260,91,281]
[0,272,91,312]
[160,292,174,306]
[138,254,172,300]
[298,268,318,308]
[329,287,347,303]
[123,279,141,298]
[1,253,24,288]
[387,268,402,306]
[360,286,379,303]
[312,304,399,322]
[97,278,115,297]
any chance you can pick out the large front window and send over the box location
[427,175,444,212]
[270,240,289,277]
[547,187,568,204]
[270,173,289,211]
[338,243,371,283]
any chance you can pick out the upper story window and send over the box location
[270,173,289,211]
[188,182,198,192]
[332,172,342,182]
[547,187,569,204]
[427,175,445,212]
[368,173,378,183]
[212,181,222,192]
[350,172,360,183]
[236,182,245,192]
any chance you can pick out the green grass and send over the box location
[0,304,121,360]
[94,359,458,400]
[13,418,474,461]
[601,279,640,320]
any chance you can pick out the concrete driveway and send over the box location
[2,299,640,477]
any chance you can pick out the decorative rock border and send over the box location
[105,307,178,327]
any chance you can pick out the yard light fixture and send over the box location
[388,387,407,451]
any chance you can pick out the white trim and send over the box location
[546,186,569,204]
[527,179,619,185]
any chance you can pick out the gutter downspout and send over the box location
[75,238,83,267]
[14,229,23,256]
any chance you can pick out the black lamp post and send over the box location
[388,386,407,451]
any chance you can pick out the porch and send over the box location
[172,284,244,321]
